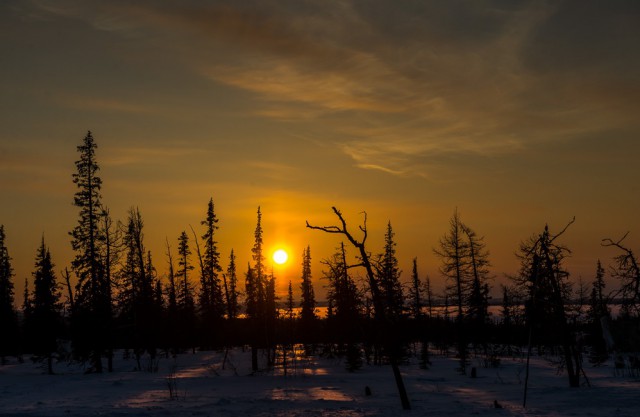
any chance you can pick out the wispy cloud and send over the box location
[29,0,640,178]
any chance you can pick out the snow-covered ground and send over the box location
[1,347,638,416]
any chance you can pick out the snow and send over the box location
[1,348,639,416]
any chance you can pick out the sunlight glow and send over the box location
[273,249,288,265]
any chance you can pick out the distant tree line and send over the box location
[1,131,639,394]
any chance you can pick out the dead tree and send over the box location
[306,207,411,410]
[602,232,640,316]
[519,218,583,408]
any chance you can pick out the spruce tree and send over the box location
[244,264,257,319]
[70,131,107,372]
[377,222,404,320]
[588,260,610,364]
[30,237,62,374]
[252,207,266,305]
[200,198,224,327]
[424,274,433,318]
[0,225,18,363]
[590,260,609,320]
[500,284,512,328]
[224,250,239,319]
[165,239,179,356]
[176,231,196,351]
[244,263,259,371]
[408,258,422,319]
[323,242,361,329]
[286,280,295,320]
[117,208,159,366]
[299,246,316,324]
[22,278,32,336]
[100,208,119,372]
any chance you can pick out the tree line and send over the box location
[1,131,639,395]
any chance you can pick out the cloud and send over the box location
[28,0,640,178]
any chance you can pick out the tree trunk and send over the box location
[390,358,411,410]
[251,346,258,373]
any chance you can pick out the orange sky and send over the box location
[1,1,639,304]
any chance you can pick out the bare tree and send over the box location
[602,232,640,316]
[515,219,583,407]
[307,207,410,410]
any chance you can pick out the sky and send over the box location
[1,0,639,304]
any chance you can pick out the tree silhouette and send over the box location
[462,223,491,349]
[28,237,62,374]
[587,260,611,364]
[407,258,422,320]
[0,225,18,364]
[164,239,179,356]
[198,198,224,345]
[307,207,411,410]
[300,245,317,325]
[515,219,583,395]
[324,242,362,323]
[100,208,119,372]
[602,232,640,316]
[176,231,196,352]
[70,131,107,372]
[224,249,240,319]
[434,209,470,373]
[375,222,404,320]
[117,208,159,367]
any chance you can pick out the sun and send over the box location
[273,249,288,265]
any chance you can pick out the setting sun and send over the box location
[273,249,288,265]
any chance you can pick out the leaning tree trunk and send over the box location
[307,207,411,410]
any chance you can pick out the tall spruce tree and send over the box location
[588,260,611,364]
[200,198,224,326]
[244,264,258,320]
[252,207,266,296]
[70,131,107,372]
[177,231,196,351]
[590,260,609,321]
[224,250,239,319]
[408,258,422,319]
[0,225,18,364]
[29,237,62,374]
[300,246,317,324]
[118,208,158,366]
[377,222,404,320]
[165,239,179,355]
[244,263,259,371]
[100,208,119,372]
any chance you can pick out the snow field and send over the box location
[1,348,639,416]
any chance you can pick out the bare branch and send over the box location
[550,216,576,243]
[602,231,631,249]
[305,222,343,234]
